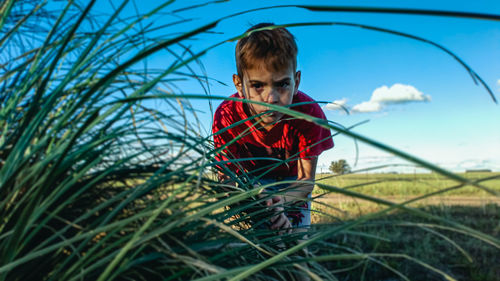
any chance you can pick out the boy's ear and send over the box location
[294,70,301,95]
[233,74,244,97]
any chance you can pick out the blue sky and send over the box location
[119,0,500,173]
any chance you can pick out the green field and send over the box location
[307,172,500,280]
[313,204,500,281]
[314,172,500,197]
[311,172,500,222]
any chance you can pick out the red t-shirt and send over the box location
[212,91,334,178]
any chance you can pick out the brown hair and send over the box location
[235,23,298,78]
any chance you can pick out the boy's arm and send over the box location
[264,157,317,231]
[284,156,317,202]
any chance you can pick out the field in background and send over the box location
[309,172,500,280]
[311,172,500,221]
[314,204,500,281]
[314,172,500,196]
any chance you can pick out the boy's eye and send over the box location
[251,83,263,89]
[277,81,289,88]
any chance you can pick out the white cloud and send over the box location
[324,98,348,111]
[497,79,500,91]
[351,83,430,113]
[352,101,382,113]
[371,84,431,104]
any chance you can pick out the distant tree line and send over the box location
[465,169,492,173]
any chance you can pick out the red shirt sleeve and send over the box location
[212,101,243,177]
[295,100,334,159]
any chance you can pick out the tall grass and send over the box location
[0,1,499,280]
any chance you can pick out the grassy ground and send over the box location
[312,204,500,281]
[309,172,500,280]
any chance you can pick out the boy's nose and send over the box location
[267,89,279,104]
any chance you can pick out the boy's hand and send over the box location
[265,196,292,234]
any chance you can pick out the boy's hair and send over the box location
[235,23,298,78]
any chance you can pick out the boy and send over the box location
[212,23,333,231]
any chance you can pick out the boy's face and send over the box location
[233,61,301,128]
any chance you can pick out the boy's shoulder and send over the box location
[293,91,316,104]
[215,93,241,114]
[213,93,245,126]
[291,91,325,118]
